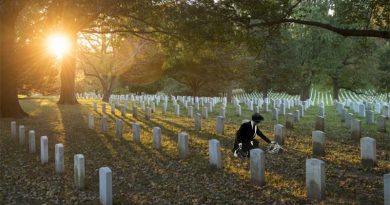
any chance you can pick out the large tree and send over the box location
[16,4,59,96]
[316,36,378,100]
[243,24,316,100]
[2,0,388,118]
[45,0,104,104]
[52,0,195,104]
[164,42,249,97]
[0,1,29,117]
[79,33,164,101]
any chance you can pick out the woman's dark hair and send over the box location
[252,113,264,123]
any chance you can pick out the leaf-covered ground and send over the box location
[0,97,389,204]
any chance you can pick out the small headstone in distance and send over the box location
[351,119,361,139]
[11,121,17,138]
[29,130,36,153]
[132,106,138,118]
[195,113,201,131]
[315,116,325,132]
[19,125,25,145]
[366,110,374,124]
[377,115,387,132]
[286,113,294,129]
[132,123,141,142]
[312,131,325,156]
[216,116,224,135]
[153,127,162,149]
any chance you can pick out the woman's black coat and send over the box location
[232,121,271,152]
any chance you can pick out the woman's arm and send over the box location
[256,128,271,144]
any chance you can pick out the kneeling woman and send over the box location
[232,113,274,157]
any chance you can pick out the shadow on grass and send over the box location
[75,103,307,204]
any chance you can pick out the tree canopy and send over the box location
[0,0,389,117]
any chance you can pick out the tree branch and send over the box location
[79,52,104,82]
[83,70,99,78]
[289,0,303,13]
[249,18,390,39]
[81,29,158,42]
[108,75,116,92]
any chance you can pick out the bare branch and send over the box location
[80,33,101,53]
[79,52,104,82]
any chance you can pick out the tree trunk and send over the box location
[58,33,78,104]
[188,80,200,97]
[0,17,2,117]
[300,84,311,101]
[332,78,340,100]
[262,88,269,100]
[191,85,199,97]
[226,83,233,102]
[101,77,115,102]
[102,88,111,102]
[227,90,233,102]
[0,11,28,118]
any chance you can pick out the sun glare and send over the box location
[47,34,70,59]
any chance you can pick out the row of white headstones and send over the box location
[81,92,306,116]
[335,101,389,136]
[78,90,390,108]
[331,100,390,203]
[81,92,390,129]
[233,95,389,135]
[78,93,390,163]
[338,90,390,104]
[89,114,331,200]
[89,93,388,156]
[236,90,390,109]
[243,98,386,201]
[11,118,225,204]
[83,93,388,164]
[235,89,390,107]
[276,99,386,168]
[86,95,389,203]
[10,121,112,205]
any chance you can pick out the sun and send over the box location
[47,34,70,59]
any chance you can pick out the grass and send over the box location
[0,97,389,204]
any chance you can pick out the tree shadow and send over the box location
[80,102,308,204]
[1,99,384,204]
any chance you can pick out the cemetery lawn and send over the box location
[0,97,389,204]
